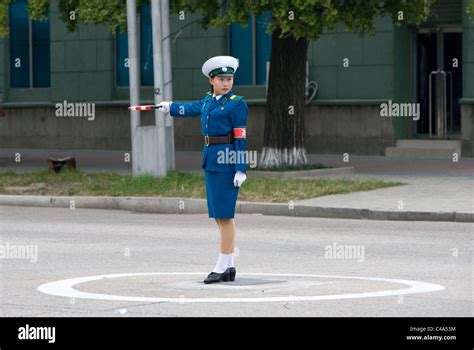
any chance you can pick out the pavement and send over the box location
[0,206,471,317]
[0,151,472,319]
[295,175,473,218]
[0,149,473,222]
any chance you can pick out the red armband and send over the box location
[233,128,246,139]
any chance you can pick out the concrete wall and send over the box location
[305,104,395,155]
[48,4,114,103]
[461,105,474,156]
[0,106,130,149]
[424,0,464,26]
[0,104,395,156]
[308,16,394,100]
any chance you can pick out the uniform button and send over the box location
[207,116,209,119]
[206,124,208,128]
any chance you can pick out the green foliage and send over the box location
[75,0,129,33]
[58,0,79,32]
[0,0,442,39]
[0,0,50,37]
[28,0,48,19]
[0,0,10,37]
[172,0,436,40]
[59,0,147,33]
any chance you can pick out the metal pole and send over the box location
[126,0,141,175]
[437,71,446,139]
[435,29,445,139]
[446,71,453,135]
[429,71,434,138]
[161,0,175,170]
[442,71,447,137]
[151,0,168,177]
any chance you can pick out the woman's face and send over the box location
[209,76,233,95]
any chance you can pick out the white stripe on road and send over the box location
[37,272,445,303]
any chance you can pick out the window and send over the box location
[116,3,154,87]
[9,0,50,88]
[229,12,272,85]
[116,27,129,86]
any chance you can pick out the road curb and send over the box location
[0,195,471,222]
[247,166,354,179]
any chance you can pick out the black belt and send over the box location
[204,134,234,146]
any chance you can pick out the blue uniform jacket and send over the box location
[170,90,248,173]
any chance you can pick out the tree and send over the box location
[172,0,436,167]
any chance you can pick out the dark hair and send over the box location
[209,84,214,93]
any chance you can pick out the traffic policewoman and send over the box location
[157,56,248,284]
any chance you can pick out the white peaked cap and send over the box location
[202,56,239,77]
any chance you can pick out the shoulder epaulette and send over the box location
[229,95,243,100]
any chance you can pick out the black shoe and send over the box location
[203,268,231,284]
[227,267,236,282]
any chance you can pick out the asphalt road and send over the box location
[0,206,472,317]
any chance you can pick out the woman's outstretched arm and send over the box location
[168,96,207,117]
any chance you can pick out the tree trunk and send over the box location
[260,27,309,168]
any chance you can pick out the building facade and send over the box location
[1,0,473,157]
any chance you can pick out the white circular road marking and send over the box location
[37,272,445,303]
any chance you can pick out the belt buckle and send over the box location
[204,135,210,146]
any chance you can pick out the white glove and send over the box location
[233,171,247,187]
[157,101,171,113]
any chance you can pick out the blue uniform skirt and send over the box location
[205,170,240,219]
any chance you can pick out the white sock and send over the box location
[228,253,235,268]
[212,253,231,273]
